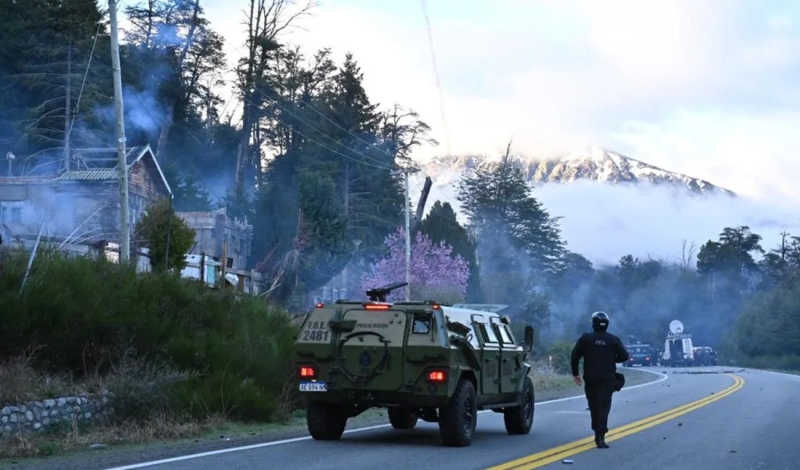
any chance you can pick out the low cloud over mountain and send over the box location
[410,146,796,266]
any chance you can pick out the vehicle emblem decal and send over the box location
[359,350,372,366]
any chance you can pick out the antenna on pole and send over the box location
[109,0,131,262]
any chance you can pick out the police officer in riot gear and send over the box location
[570,311,629,448]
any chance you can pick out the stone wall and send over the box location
[0,393,111,437]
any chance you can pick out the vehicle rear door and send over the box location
[472,314,500,395]
[491,317,519,394]
[336,305,406,390]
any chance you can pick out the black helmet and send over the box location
[591,311,610,331]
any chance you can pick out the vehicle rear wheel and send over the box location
[438,378,477,447]
[503,375,534,435]
[388,408,419,429]
[307,402,347,441]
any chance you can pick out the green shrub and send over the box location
[0,249,298,422]
[103,350,191,423]
[729,354,800,372]
[548,340,576,375]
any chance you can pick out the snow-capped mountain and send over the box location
[407,146,800,267]
[414,146,735,197]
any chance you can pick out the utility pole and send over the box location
[109,0,130,262]
[404,168,419,301]
[404,170,411,300]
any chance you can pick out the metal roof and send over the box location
[1,145,172,194]
[58,169,118,181]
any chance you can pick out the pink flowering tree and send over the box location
[360,228,470,303]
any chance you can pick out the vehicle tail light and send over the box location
[427,370,447,383]
[364,304,391,310]
[299,365,317,379]
[315,303,324,308]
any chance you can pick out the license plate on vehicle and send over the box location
[299,382,327,392]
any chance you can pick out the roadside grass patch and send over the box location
[0,248,301,457]
[529,360,577,399]
[0,413,226,459]
[0,347,84,406]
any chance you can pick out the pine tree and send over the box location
[457,149,564,274]
[319,53,404,262]
[0,0,111,159]
[416,200,484,302]
[456,145,565,306]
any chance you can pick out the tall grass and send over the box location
[0,248,298,422]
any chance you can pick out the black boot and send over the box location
[596,432,609,448]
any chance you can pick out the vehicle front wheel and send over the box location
[388,408,419,429]
[504,376,534,435]
[307,402,347,441]
[438,378,477,447]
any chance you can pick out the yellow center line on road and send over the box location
[487,374,746,470]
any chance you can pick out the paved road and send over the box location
[103,367,800,470]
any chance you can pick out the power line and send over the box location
[247,83,396,171]
[65,22,102,158]
[241,86,396,172]
[269,81,403,164]
[419,0,451,157]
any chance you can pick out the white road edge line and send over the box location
[105,368,669,470]
[748,368,800,379]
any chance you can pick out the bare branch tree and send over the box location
[155,0,202,159]
[233,0,315,196]
[680,239,697,269]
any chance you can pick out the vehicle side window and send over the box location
[496,324,514,345]
[412,318,430,334]
[478,323,499,344]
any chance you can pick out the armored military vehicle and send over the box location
[294,282,536,447]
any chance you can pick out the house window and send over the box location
[0,202,23,224]
[10,207,21,223]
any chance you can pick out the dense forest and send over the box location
[1,0,798,371]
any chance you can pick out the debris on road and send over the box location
[562,459,574,464]
[670,367,746,375]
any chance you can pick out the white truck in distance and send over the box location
[661,320,695,367]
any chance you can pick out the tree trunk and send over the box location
[155,0,201,159]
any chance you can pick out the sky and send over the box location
[164,0,800,263]
[195,0,800,210]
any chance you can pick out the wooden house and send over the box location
[177,207,253,270]
[0,145,171,248]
